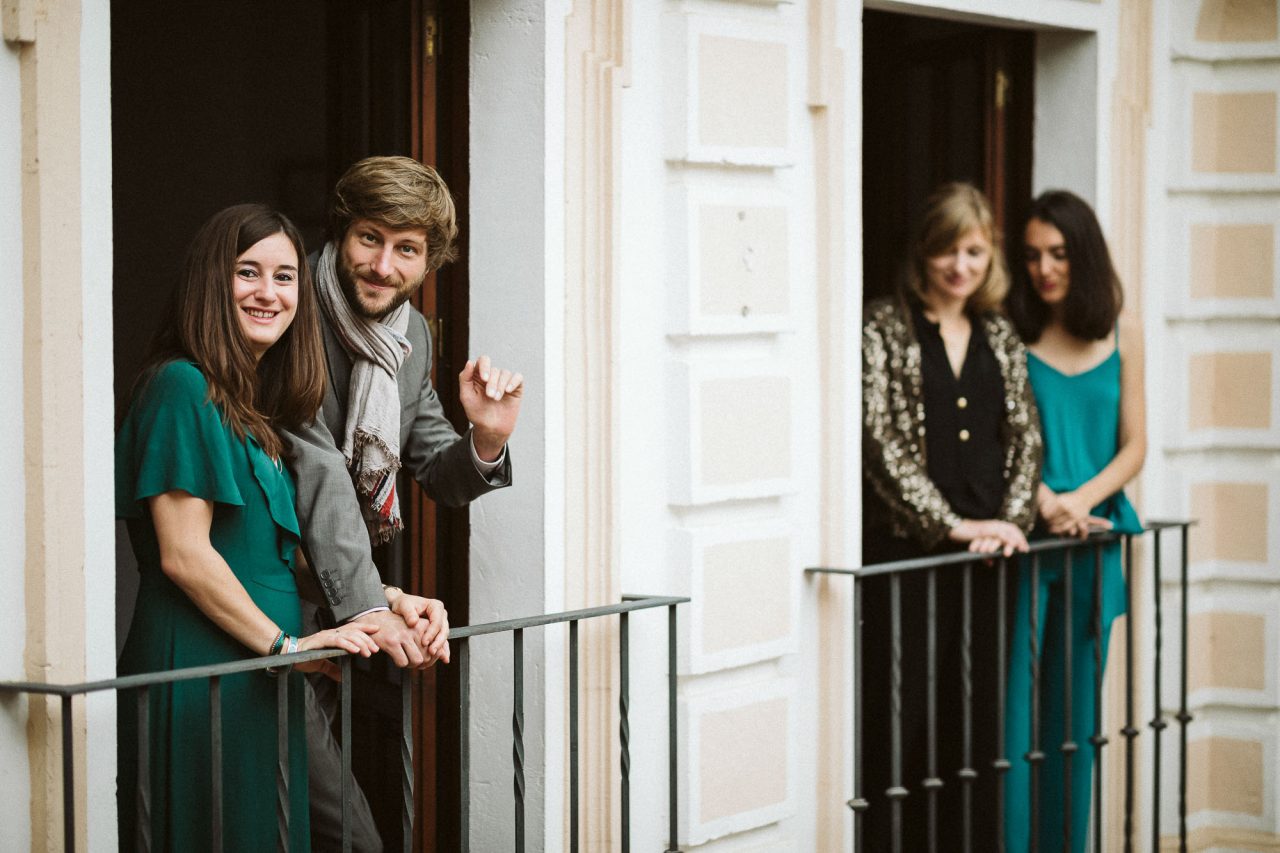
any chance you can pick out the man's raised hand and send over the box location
[460,355,523,461]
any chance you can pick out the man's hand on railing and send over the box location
[948,519,1030,557]
[296,621,382,681]
[388,590,452,668]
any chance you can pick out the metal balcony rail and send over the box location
[807,520,1194,853]
[0,593,689,853]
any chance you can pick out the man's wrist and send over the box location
[345,605,390,623]
[469,432,507,470]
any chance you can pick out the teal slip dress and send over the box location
[1005,338,1142,853]
[115,360,311,853]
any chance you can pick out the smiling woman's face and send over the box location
[231,231,299,360]
[924,226,993,307]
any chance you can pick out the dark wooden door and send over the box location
[328,2,469,850]
[861,10,1033,304]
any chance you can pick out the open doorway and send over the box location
[861,8,1034,302]
[111,1,469,848]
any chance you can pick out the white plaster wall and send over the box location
[81,0,117,845]
[0,34,31,853]
[468,0,555,847]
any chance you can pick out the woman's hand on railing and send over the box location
[948,519,1029,557]
[1038,487,1113,539]
[294,621,381,681]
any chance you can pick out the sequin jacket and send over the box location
[862,296,1042,549]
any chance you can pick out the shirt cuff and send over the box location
[345,605,390,623]
[470,433,506,476]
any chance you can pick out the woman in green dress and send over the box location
[116,204,381,852]
[1005,190,1147,852]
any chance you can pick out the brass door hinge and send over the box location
[995,67,1010,111]
[425,13,438,60]
[425,315,445,363]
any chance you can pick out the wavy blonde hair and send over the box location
[328,155,458,272]
[905,182,1009,316]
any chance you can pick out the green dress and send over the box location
[115,360,310,853]
[1006,345,1142,853]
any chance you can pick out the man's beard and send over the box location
[337,254,426,321]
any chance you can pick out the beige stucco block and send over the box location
[1190,481,1270,563]
[1188,611,1268,691]
[1189,223,1275,300]
[1192,92,1277,174]
[698,35,788,149]
[699,697,788,821]
[1187,737,1264,816]
[1195,0,1278,42]
[1188,352,1273,429]
[699,205,790,317]
[701,537,791,654]
[699,376,791,486]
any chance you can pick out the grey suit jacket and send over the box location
[284,296,513,623]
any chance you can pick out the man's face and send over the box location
[337,218,431,319]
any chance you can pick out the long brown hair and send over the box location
[140,203,326,459]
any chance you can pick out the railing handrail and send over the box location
[804,519,1196,579]
[0,592,690,697]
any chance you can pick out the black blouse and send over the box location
[912,305,1006,521]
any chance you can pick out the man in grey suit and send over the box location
[285,156,523,852]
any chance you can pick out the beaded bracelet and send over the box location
[268,630,286,657]
[265,632,293,676]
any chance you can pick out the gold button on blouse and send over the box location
[957,396,968,409]
[959,429,971,442]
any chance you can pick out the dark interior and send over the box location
[861,9,1034,304]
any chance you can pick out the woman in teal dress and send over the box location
[1005,190,1147,851]
[116,204,380,852]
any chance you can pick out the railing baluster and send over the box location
[1122,534,1138,853]
[210,675,223,852]
[341,655,352,853]
[925,567,940,853]
[1091,542,1108,853]
[136,687,152,853]
[62,695,75,853]
[513,628,526,853]
[1177,523,1193,853]
[888,572,906,853]
[994,557,1010,853]
[1151,530,1166,849]
[1062,548,1075,851]
[850,576,867,853]
[1028,553,1043,853]
[402,671,414,853]
[275,671,289,853]
[569,620,580,853]
[960,562,975,853]
[458,640,471,853]
[620,611,631,853]
[667,605,680,853]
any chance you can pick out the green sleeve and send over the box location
[115,360,245,518]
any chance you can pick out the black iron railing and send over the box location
[0,593,688,853]
[807,520,1194,853]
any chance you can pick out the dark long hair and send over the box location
[1008,189,1123,343]
[140,203,325,459]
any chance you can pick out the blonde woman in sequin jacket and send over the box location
[860,183,1042,850]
